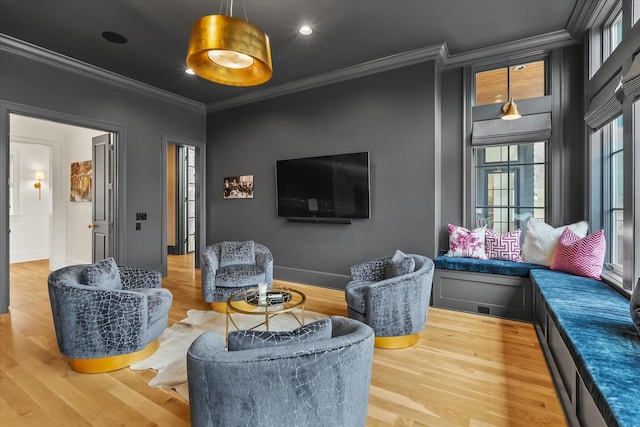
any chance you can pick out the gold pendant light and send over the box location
[186,2,272,87]
[501,98,522,120]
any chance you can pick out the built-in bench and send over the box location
[531,269,639,427]
[432,255,546,321]
[432,255,639,427]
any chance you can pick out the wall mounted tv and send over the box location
[276,152,370,223]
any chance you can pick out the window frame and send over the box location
[474,142,548,232]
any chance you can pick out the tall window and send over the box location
[603,4,623,62]
[474,143,547,232]
[474,60,546,106]
[601,116,624,273]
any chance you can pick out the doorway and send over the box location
[164,137,205,272]
[1,104,122,314]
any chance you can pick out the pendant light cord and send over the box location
[218,0,248,20]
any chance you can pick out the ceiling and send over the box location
[0,0,583,107]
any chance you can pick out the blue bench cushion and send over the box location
[434,255,546,277]
[531,269,640,427]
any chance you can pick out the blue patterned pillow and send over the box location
[385,250,415,278]
[227,317,332,351]
[82,257,122,290]
[220,241,255,267]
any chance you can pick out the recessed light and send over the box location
[185,68,195,75]
[298,25,313,36]
[102,31,128,44]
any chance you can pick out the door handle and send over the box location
[88,223,96,229]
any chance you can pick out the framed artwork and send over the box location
[70,160,93,202]
[224,175,253,199]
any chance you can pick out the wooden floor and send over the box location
[1,255,567,426]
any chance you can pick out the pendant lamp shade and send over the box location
[186,15,272,87]
[501,98,521,120]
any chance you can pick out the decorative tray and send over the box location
[245,290,292,306]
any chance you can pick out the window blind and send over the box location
[584,73,623,130]
[622,53,640,101]
[471,113,551,146]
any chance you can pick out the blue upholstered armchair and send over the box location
[187,316,375,427]
[47,258,172,373]
[201,241,273,311]
[345,252,435,348]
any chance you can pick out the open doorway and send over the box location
[9,114,115,271]
[164,136,205,274]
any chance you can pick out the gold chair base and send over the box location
[374,333,420,349]
[211,300,256,312]
[67,339,159,373]
[210,302,227,313]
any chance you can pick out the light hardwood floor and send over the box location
[1,255,567,426]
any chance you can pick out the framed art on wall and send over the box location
[70,160,92,202]
[224,175,253,199]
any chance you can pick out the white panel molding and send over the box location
[0,34,205,114]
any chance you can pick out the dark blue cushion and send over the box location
[434,255,546,277]
[531,269,640,427]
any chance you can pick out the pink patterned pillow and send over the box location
[485,228,522,262]
[551,228,605,279]
[446,224,488,259]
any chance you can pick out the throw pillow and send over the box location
[385,250,415,278]
[445,224,488,259]
[521,219,589,266]
[551,228,606,280]
[485,228,522,262]
[82,257,122,290]
[227,317,332,351]
[219,240,255,267]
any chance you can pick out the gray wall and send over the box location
[207,61,445,288]
[1,48,206,311]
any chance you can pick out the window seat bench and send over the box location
[432,255,639,426]
[432,255,547,321]
[531,269,639,427]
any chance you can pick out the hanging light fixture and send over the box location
[501,98,522,120]
[186,0,272,87]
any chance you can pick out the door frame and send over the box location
[0,100,125,313]
[162,135,206,274]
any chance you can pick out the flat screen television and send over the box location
[276,152,370,220]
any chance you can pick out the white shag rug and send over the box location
[130,308,327,401]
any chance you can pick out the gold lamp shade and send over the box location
[186,15,272,87]
[501,98,522,120]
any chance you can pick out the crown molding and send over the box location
[566,0,615,38]
[442,30,578,69]
[206,43,445,112]
[0,34,206,114]
[208,30,578,112]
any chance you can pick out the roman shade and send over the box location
[471,113,551,146]
[622,53,640,101]
[584,73,623,130]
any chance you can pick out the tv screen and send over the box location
[276,152,370,219]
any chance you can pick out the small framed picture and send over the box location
[224,175,253,199]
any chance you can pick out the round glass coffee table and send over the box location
[225,286,306,340]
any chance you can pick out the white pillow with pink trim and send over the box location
[445,224,488,259]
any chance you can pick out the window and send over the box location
[600,116,624,274]
[474,142,547,232]
[474,60,546,106]
[603,5,623,62]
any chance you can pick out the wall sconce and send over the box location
[34,171,44,201]
[501,98,522,120]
